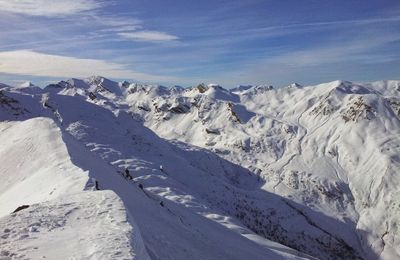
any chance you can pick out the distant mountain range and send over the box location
[1,77,399,259]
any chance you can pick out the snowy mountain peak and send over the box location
[203,84,240,102]
[43,76,124,97]
[18,81,37,88]
[288,82,303,88]
[231,85,253,92]
[84,76,123,95]
[66,78,89,89]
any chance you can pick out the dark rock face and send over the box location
[12,205,30,213]
[341,97,376,122]
[0,91,29,117]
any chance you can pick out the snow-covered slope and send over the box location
[122,79,400,259]
[0,82,311,259]
[0,190,149,259]
[0,116,150,259]
[1,77,399,259]
[0,118,88,216]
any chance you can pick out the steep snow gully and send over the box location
[0,77,399,259]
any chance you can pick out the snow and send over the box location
[0,190,149,260]
[18,81,36,88]
[1,76,399,259]
[0,82,310,259]
[0,118,88,216]
[122,78,400,259]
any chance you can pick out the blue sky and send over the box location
[0,0,399,88]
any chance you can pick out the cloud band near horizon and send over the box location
[0,50,180,83]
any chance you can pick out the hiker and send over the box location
[124,168,132,180]
[159,165,164,172]
[92,177,99,190]
[138,183,144,190]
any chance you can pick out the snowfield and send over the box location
[0,118,88,216]
[0,77,399,259]
[0,190,149,260]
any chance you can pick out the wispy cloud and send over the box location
[0,0,104,17]
[0,50,180,83]
[248,16,400,34]
[0,1,399,87]
[0,1,179,44]
[118,31,179,42]
[209,31,400,87]
[90,15,179,42]
[90,15,143,31]
[268,33,400,67]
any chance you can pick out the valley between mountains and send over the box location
[0,77,399,259]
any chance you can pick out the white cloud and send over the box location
[94,15,142,28]
[99,25,143,33]
[0,50,180,83]
[118,31,179,42]
[0,1,180,43]
[0,0,103,17]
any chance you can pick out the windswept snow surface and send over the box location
[0,118,88,216]
[0,190,148,260]
[0,77,399,259]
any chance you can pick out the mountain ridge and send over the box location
[1,77,399,259]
